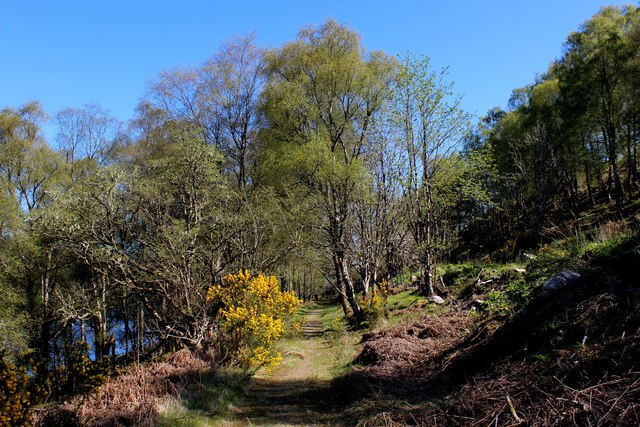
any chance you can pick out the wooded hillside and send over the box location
[1,6,640,426]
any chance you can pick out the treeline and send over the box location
[1,6,639,378]
[472,5,640,243]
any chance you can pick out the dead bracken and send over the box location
[335,277,640,426]
[356,314,473,373]
[35,349,210,427]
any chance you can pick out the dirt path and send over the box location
[222,307,345,426]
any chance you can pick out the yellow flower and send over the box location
[207,270,302,371]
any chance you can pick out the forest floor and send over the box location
[36,211,640,426]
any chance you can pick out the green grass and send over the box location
[526,220,638,285]
[373,289,450,329]
[438,262,480,291]
[157,368,248,426]
[454,219,640,317]
[582,234,639,286]
[158,404,216,427]
[284,300,362,378]
[307,302,363,375]
[386,289,428,310]
[301,300,345,331]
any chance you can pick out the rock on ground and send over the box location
[541,270,581,293]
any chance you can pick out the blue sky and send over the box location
[0,1,633,139]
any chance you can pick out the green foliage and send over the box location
[359,280,389,323]
[578,223,639,280]
[579,224,634,259]
[0,102,63,212]
[471,4,640,247]
[392,54,484,294]
[386,290,428,311]
[437,262,530,316]
[388,269,415,288]
[485,279,533,316]
[438,262,480,290]
[532,353,552,364]
[524,240,581,286]
[489,219,639,317]
[0,277,31,355]
[260,19,398,322]
[48,342,111,398]
[0,187,20,236]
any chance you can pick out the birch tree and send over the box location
[261,20,396,321]
[393,56,471,296]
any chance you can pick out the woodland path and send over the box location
[221,306,347,426]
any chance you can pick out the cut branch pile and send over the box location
[414,337,640,426]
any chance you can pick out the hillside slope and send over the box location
[329,220,640,426]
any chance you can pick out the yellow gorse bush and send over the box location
[207,270,301,371]
[371,279,389,310]
[0,356,44,427]
[359,279,390,322]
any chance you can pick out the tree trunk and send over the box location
[420,252,436,297]
[39,251,55,362]
[606,125,623,213]
[339,255,364,322]
[333,255,350,317]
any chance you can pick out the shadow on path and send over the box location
[226,305,349,426]
[230,377,339,426]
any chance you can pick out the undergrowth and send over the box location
[31,218,640,426]
[158,368,248,426]
[452,218,640,318]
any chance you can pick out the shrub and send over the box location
[207,270,301,372]
[1,342,110,427]
[485,279,533,316]
[48,341,111,398]
[0,353,45,427]
[361,280,389,322]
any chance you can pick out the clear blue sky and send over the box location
[0,1,633,140]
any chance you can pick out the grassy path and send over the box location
[220,304,356,426]
[158,294,426,426]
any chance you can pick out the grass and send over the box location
[277,332,359,379]
[295,299,348,333]
[158,403,216,427]
[375,289,431,328]
[387,289,427,311]
[157,368,248,426]
[339,396,436,427]
[159,300,361,425]
[303,301,363,376]
[526,218,638,284]
[316,302,346,331]
[160,219,639,426]
[445,218,640,318]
